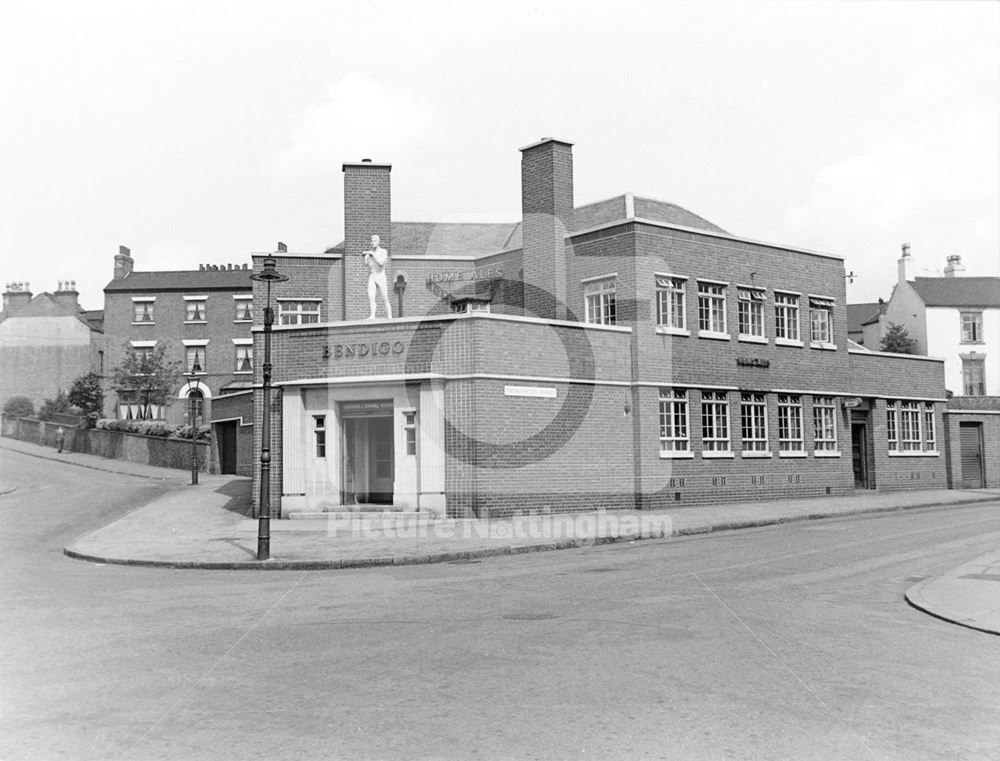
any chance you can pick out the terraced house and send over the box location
[249,139,949,519]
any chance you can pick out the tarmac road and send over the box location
[1,448,999,761]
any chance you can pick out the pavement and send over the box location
[2,435,998,635]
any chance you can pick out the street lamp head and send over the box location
[250,257,290,284]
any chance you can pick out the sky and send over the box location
[1,0,997,311]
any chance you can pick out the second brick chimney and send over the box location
[2,282,32,314]
[114,245,134,279]
[54,280,80,311]
[521,138,574,320]
[943,255,965,278]
[342,159,392,321]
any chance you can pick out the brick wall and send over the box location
[343,161,391,321]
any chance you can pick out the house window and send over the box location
[899,401,922,451]
[278,300,321,325]
[697,282,727,335]
[234,297,254,322]
[132,299,155,324]
[186,345,207,374]
[813,396,838,451]
[184,297,207,323]
[234,343,253,374]
[129,340,156,365]
[777,395,804,452]
[655,276,686,331]
[700,391,730,452]
[923,403,936,451]
[403,411,417,456]
[584,277,616,325]
[774,292,800,342]
[187,389,204,424]
[737,288,765,339]
[961,311,983,343]
[740,393,768,452]
[962,357,986,396]
[809,296,834,344]
[658,388,689,453]
[314,415,326,458]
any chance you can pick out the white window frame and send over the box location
[962,356,986,396]
[131,297,155,325]
[233,338,253,374]
[740,392,770,455]
[774,292,801,345]
[183,339,209,375]
[700,391,732,456]
[184,295,208,324]
[737,287,766,342]
[402,410,418,456]
[809,295,835,347]
[655,274,687,335]
[697,281,728,339]
[777,395,805,456]
[886,400,943,455]
[314,415,326,458]
[923,403,936,451]
[277,299,321,326]
[658,388,692,457]
[583,276,616,326]
[887,401,899,452]
[812,396,839,454]
[234,295,254,323]
[960,311,983,344]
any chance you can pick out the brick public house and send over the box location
[250,139,948,518]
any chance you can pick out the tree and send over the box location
[879,322,917,354]
[110,342,182,420]
[3,395,34,419]
[38,391,73,420]
[68,371,105,427]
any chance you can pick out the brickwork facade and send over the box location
[248,139,957,519]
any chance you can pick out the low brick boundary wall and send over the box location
[1,415,211,473]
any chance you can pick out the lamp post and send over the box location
[186,371,201,486]
[249,256,288,561]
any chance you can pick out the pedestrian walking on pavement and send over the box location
[56,426,65,453]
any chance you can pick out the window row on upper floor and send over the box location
[130,295,254,325]
[583,275,838,349]
[129,339,253,375]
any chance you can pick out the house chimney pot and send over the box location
[897,242,914,283]
[277,242,287,253]
[114,244,134,279]
[944,254,964,278]
[3,280,33,313]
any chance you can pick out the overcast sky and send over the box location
[1,0,997,311]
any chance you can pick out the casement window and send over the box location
[697,282,727,336]
[185,345,207,374]
[132,297,155,324]
[887,400,939,453]
[129,340,157,367]
[737,288,765,339]
[774,292,800,342]
[184,296,207,323]
[277,300,321,325]
[740,392,769,452]
[777,395,804,452]
[234,296,254,322]
[700,391,730,453]
[584,276,616,325]
[233,339,253,374]
[658,388,690,454]
[962,357,986,396]
[314,415,326,458]
[812,396,838,451]
[403,411,417,456]
[961,311,983,343]
[809,296,834,345]
[923,403,936,451]
[656,275,687,331]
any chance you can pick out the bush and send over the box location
[92,418,210,440]
[3,396,35,418]
[38,391,72,421]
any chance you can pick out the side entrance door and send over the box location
[959,422,985,489]
[851,423,869,489]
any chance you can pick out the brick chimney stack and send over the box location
[520,138,574,320]
[342,158,392,321]
[897,242,914,283]
[943,255,965,278]
[3,282,32,314]
[54,280,80,311]
[114,245,134,280]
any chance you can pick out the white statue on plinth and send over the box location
[363,234,393,319]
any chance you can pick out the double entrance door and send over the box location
[342,409,394,505]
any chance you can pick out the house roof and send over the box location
[0,293,102,332]
[847,302,882,333]
[911,277,1000,308]
[104,268,253,293]
[324,195,727,257]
